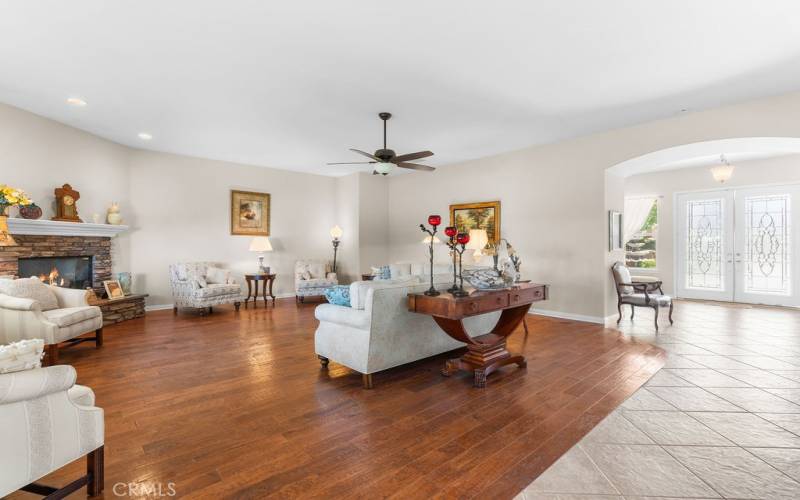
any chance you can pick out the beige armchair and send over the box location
[0,278,103,364]
[0,364,104,498]
[295,259,338,303]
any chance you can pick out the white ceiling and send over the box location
[2,1,800,176]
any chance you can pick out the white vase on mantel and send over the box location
[106,202,123,225]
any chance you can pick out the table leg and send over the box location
[433,303,531,387]
[262,278,268,307]
[245,278,252,308]
[268,277,276,307]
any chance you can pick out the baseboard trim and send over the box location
[528,308,607,325]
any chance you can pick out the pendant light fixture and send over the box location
[710,154,734,183]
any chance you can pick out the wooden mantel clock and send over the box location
[52,184,82,222]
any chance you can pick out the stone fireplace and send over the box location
[0,234,112,297]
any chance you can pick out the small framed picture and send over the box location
[103,280,125,300]
[608,210,623,251]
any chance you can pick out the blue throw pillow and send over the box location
[324,285,351,307]
[376,265,391,280]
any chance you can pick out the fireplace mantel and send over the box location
[7,218,128,238]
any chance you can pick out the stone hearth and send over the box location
[0,234,112,297]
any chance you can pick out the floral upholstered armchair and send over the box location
[295,260,337,303]
[169,262,243,315]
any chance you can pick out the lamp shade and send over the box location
[422,235,442,244]
[464,229,488,250]
[710,164,734,183]
[249,236,273,252]
[330,225,343,239]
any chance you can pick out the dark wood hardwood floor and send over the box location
[9,300,664,499]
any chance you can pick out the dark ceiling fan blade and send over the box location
[350,148,380,161]
[396,162,436,172]
[393,151,434,163]
[327,161,377,165]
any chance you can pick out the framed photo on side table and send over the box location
[103,280,125,300]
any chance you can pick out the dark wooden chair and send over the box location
[611,261,673,331]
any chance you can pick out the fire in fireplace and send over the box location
[18,256,93,290]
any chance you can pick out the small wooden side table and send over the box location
[408,283,548,387]
[244,274,276,308]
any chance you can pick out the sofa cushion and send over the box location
[624,293,672,306]
[42,306,102,327]
[206,266,230,285]
[374,265,391,280]
[389,263,412,278]
[324,285,351,307]
[195,283,240,298]
[349,276,420,310]
[0,278,59,311]
[297,278,337,289]
[307,262,326,279]
[0,339,44,374]
[314,303,370,330]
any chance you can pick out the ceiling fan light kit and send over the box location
[328,112,436,176]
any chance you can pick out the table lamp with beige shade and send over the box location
[249,236,273,274]
[465,229,489,263]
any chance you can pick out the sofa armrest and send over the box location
[49,285,91,308]
[314,303,370,330]
[0,293,38,311]
[0,365,77,405]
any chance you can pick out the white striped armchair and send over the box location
[0,364,104,498]
[0,278,103,365]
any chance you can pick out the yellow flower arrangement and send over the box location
[0,184,33,212]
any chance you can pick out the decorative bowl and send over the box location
[463,268,514,290]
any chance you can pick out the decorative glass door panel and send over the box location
[676,191,734,301]
[734,186,799,307]
[677,185,800,306]
[686,198,724,290]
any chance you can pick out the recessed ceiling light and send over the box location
[137,132,153,140]
[66,97,87,107]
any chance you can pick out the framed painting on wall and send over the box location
[449,200,501,246]
[231,190,270,236]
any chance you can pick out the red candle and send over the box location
[457,232,470,245]
[444,226,457,238]
[428,214,442,226]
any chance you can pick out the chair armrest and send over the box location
[620,282,661,293]
[0,365,77,405]
[49,285,91,308]
[0,293,38,311]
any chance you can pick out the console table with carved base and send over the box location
[408,283,548,388]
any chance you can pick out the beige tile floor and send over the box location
[518,300,800,500]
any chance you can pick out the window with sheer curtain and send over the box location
[625,197,658,268]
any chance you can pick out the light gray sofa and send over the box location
[314,273,499,388]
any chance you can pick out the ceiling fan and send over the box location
[327,112,435,175]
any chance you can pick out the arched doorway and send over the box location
[607,137,800,307]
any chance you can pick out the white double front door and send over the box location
[676,185,800,307]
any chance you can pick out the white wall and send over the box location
[0,102,132,272]
[127,150,337,305]
[625,154,800,295]
[334,173,360,283]
[388,91,800,322]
